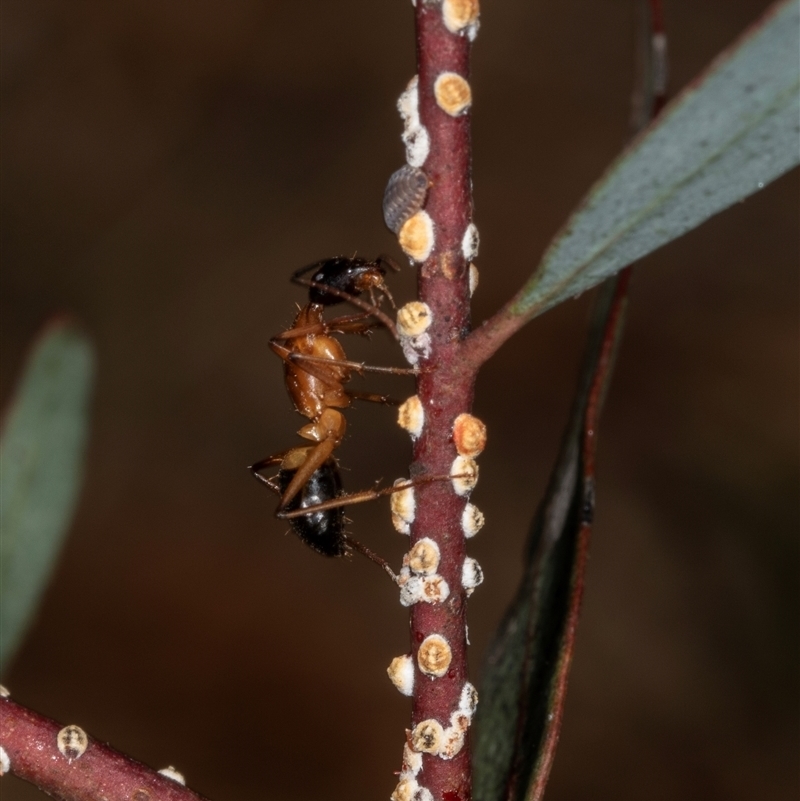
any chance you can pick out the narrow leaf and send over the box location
[473,273,630,801]
[0,319,95,672]
[512,0,799,320]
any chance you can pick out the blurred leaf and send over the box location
[512,0,799,321]
[473,273,629,801]
[0,319,95,672]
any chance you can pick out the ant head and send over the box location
[307,256,393,307]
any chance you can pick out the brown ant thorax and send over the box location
[280,303,352,419]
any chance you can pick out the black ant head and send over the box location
[306,257,388,306]
[293,255,399,308]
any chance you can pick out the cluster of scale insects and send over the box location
[250,256,448,579]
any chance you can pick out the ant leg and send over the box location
[272,313,381,342]
[277,472,462,519]
[347,390,401,406]
[343,535,398,581]
[270,340,354,392]
[272,342,373,402]
[250,444,344,515]
[271,342,416,396]
[325,315,383,337]
[269,339,419,406]
[375,254,402,273]
[249,453,289,494]
[254,443,399,580]
[371,254,403,309]
[287,352,418,376]
[293,277,399,341]
[276,438,339,513]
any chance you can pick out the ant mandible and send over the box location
[250,256,427,579]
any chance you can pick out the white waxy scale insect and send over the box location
[398,301,433,366]
[417,634,452,677]
[398,569,450,607]
[451,455,479,496]
[396,300,433,337]
[406,538,440,574]
[434,72,472,117]
[397,395,425,439]
[442,0,481,40]
[398,211,435,263]
[398,76,431,167]
[462,556,484,596]
[387,654,415,696]
[158,767,186,785]
[452,413,487,458]
[461,502,485,538]
[469,263,479,296]
[391,480,416,525]
[462,223,480,260]
[411,719,444,754]
[57,725,88,763]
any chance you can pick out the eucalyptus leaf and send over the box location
[0,320,95,672]
[513,0,799,320]
[474,275,629,801]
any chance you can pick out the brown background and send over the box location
[2,1,797,799]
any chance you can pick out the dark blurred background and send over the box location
[2,1,797,799]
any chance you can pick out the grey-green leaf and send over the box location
[0,320,95,673]
[513,0,800,320]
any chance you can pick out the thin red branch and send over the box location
[0,696,208,801]
[397,3,479,801]
[458,300,528,372]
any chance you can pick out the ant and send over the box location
[250,256,433,579]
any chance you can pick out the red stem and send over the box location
[405,5,477,801]
[459,300,528,372]
[0,696,208,801]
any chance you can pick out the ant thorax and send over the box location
[282,304,351,419]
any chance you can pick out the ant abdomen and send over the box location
[278,457,347,557]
